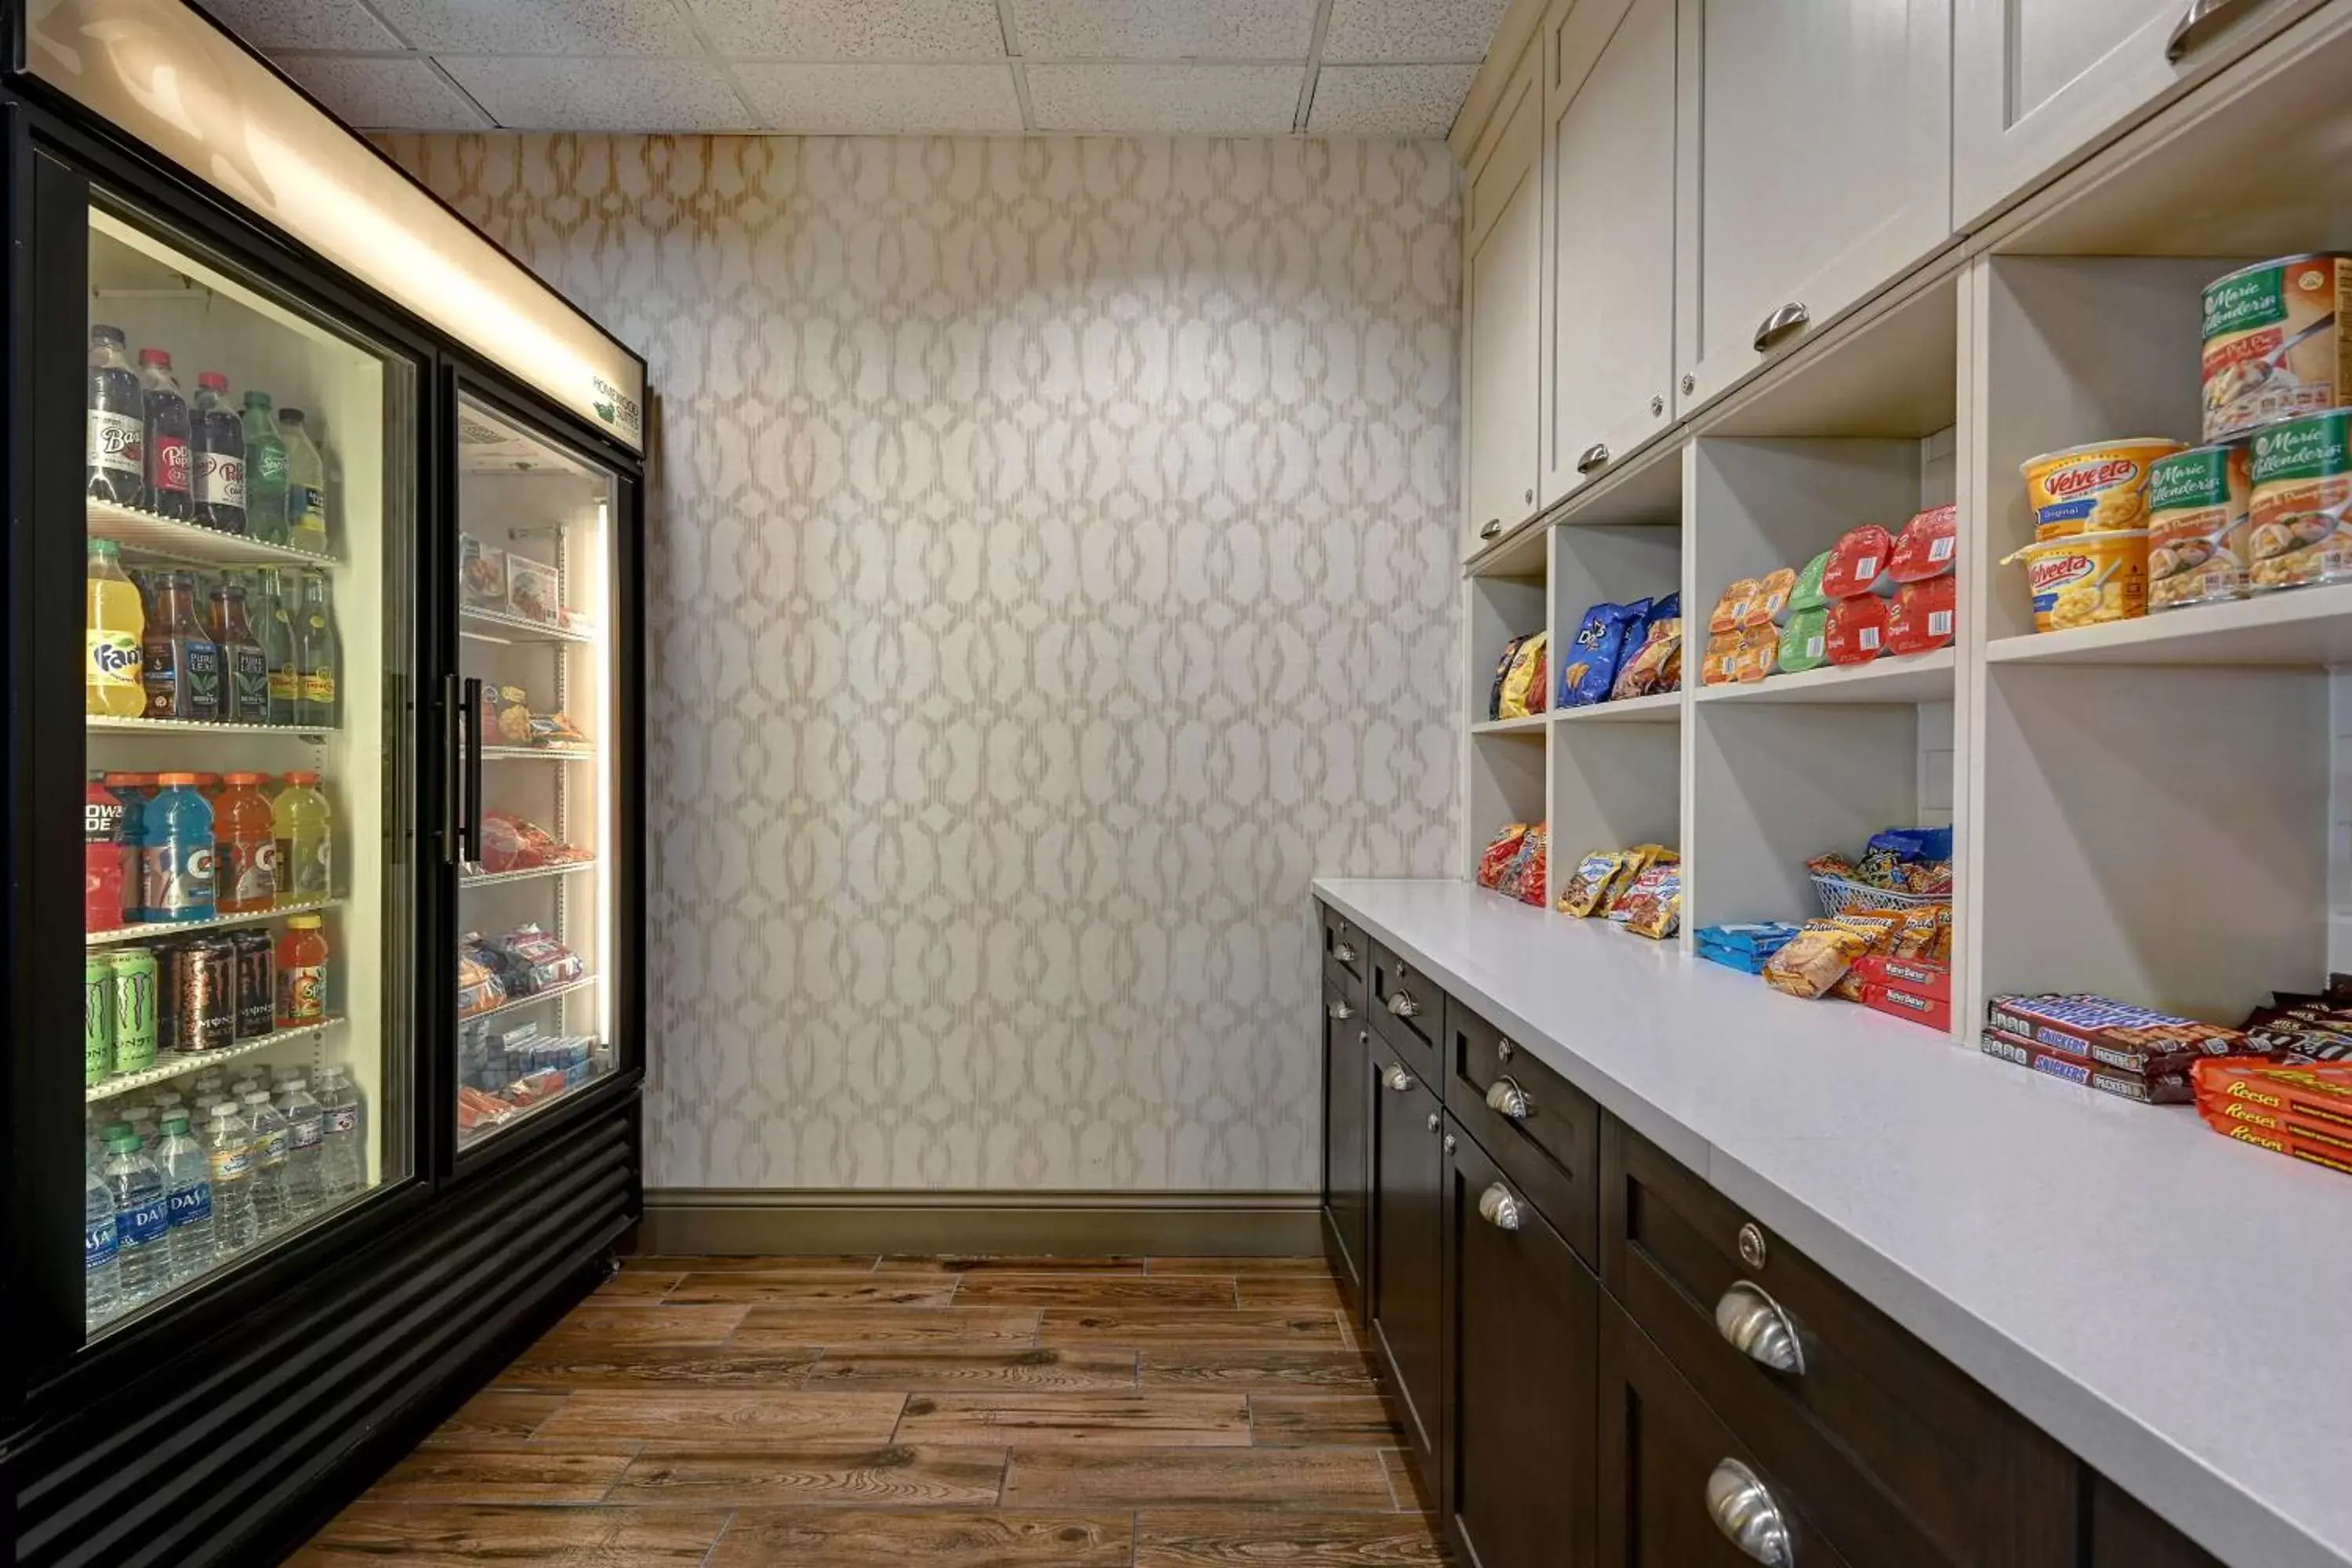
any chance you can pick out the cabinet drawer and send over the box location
[1448,1004,1599,1261]
[1323,957,1367,1027]
[1598,1298,1851,1568]
[1601,1121,2075,1568]
[1369,941,1444,1089]
[1319,902,1369,981]
[1370,1058,1446,1483]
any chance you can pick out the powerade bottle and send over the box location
[191,372,245,535]
[87,325,143,505]
[139,349,192,520]
[85,1165,121,1328]
[154,1112,216,1284]
[100,1124,169,1307]
[241,391,289,546]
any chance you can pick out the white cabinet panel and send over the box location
[1541,0,1676,505]
[1673,0,1952,412]
[1464,51,1543,554]
[1953,0,2321,228]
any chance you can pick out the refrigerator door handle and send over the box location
[442,673,462,863]
[459,676,485,864]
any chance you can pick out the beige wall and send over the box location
[383,132,1462,1192]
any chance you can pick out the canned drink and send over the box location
[230,928,274,1039]
[167,936,234,1054]
[106,947,158,1073]
[85,956,114,1086]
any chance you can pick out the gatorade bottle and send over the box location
[241,391,289,545]
[86,539,146,717]
[273,773,332,901]
[85,775,126,931]
[275,914,329,1027]
[278,408,328,554]
[213,773,278,913]
[141,774,216,923]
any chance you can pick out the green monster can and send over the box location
[107,947,158,1074]
[84,956,114,1087]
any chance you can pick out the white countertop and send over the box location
[1313,877,2352,1568]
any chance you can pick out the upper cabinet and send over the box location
[1951,0,2324,226]
[1541,0,1677,504]
[1464,46,1545,556]
[1671,0,1953,408]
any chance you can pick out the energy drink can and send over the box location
[85,956,114,1086]
[166,936,234,1054]
[229,928,274,1039]
[107,947,158,1073]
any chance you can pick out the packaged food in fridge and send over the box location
[506,552,562,624]
[459,534,506,610]
[481,923,586,996]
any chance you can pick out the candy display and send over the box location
[1979,1026,2194,1104]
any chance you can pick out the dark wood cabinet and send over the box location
[1369,939,1444,1087]
[1319,975,1372,1318]
[2087,1475,2225,1568]
[1442,1119,1599,1568]
[1447,999,1599,1262]
[1368,1040,1446,1480]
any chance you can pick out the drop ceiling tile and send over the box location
[733,63,1023,133]
[441,55,750,131]
[278,53,493,129]
[689,0,1005,60]
[1307,63,1475,137]
[367,0,702,56]
[1010,0,1316,60]
[1322,0,1509,62]
[1026,63,1301,134]
[195,0,403,51]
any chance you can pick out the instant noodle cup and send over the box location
[2008,528,2149,632]
[2021,439,2186,540]
[2247,408,2352,593]
[2202,255,2352,441]
[2147,442,2253,610]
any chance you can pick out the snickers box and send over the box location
[1987,993,2253,1076]
[1980,1026,2192,1104]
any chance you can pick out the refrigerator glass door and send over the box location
[82,198,416,1339]
[453,394,619,1149]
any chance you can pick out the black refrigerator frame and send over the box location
[0,24,648,1564]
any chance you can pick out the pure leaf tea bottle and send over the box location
[142,572,220,722]
[206,582,270,724]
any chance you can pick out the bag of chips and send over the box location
[1488,633,1530,720]
[1600,844,1674,916]
[1777,608,1829,674]
[1825,593,1887,664]
[1476,824,1533,893]
[1763,920,1874,999]
[1709,579,1759,634]
[1824,524,1896,599]
[1829,909,1912,1000]
[457,935,508,1015]
[1560,601,1650,708]
[1884,575,1955,655]
[1741,568,1798,629]
[1498,632,1549,719]
[1559,849,1629,917]
[1790,550,1834,615]
[1613,612,1685,699]
[1890,503,1958,581]
[1495,824,1548,906]
[1617,862,1683,939]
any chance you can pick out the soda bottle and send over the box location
[85,1163,122,1328]
[139,349,192,520]
[213,773,278,914]
[275,913,329,1026]
[240,1090,289,1236]
[278,408,328,554]
[100,1124,169,1306]
[86,539,146,717]
[274,773,332,901]
[140,572,220,722]
[191,372,246,535]
[206,583,270,724]
[154,1112,216,1284]
[204,1099,256,1254]
[87,325,144,506]
[275,1076,325,1218]
[141,773,216,923]
[316,1063,365,1197]
[292,571,340,728]
[249,568,299,726]
[85,775,127,932]
[241,391,289,546]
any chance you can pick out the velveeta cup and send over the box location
[2021,439,2187,541]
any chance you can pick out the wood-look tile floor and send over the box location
[292,1255,1446,1566]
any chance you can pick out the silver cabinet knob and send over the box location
[1386,989,1421,1020]
[1706,1460,1793,1566]
[1427,1112,1442,1133]
[1331,942,1356,964]
[1497,1036,1515,1062]
[1575,442,1610,475]
[1327,1000,1354,1022]
[1477,1182,1523,1232]
[1715,1282,1805,1374]
[1479,517,1503,539]
[1681,373,1697,395]
[1523,487,1535,504]
[1485,1076,1530,1122]
[1358,1030,1370,1046]
[1650,394,1665,417]
[1383,1065,1414,1093]
[1443,1133,1457,1156]
[2167,0,2254,60]
[1752,302,1810,353]
[1737,1222,1769,1269]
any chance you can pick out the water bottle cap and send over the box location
[241,1090,273,1105]
[103,1128,140,1152]
[139,347,172,365]
[102,1120,134,1141]
[161,1114,189,1135]
[281,1077,307,1091]
[209,1102,241,1120]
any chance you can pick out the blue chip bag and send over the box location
[1559,598,1650,708]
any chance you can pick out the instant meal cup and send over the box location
[2005,528,2150,633]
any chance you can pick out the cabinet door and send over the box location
[1952,0,2320,227]
[1320,985,1372,1314]
[1673,0,1952,409]
[2087,1473,2224,1568]
[1443,1123,1599,1568]
[1464,46,1544,555]
[1368,1047,1445,1479]
[1542,0,1677,504]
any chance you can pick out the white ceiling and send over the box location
[197,0,1507,139]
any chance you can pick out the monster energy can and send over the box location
[85,956,114,1086]
[106,947,158,1074]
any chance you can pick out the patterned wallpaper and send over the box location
[381,133,1463,1192]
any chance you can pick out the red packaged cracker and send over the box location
[2190,1058,2352,1131]
[2196,1093,2352,1156]
[1852,953,1951,1001]
[1824,594,1887,664]
[1889,503,1958,582]
[2198,1106,2352,1178]
[1823,524,1896,599]
[1864,982,1951,1031]
[1884,575,1956,656]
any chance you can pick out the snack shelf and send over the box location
[460,860,596,888]
[1984,586,2352,669]
[86,499,339,569]
[86,895,342,947]
[1552,691,1682,724]
[85,1014,346,1104]
[478,746,595,762]
[459,604,596,644]
[86,714,339,737]
[466,973,597,1023]
[1470,713,1550,736]
[1694,649,1955,705]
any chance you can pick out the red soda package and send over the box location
[1824,594,1887,665]
[1889,504,1958,582]
[1823,525,1896,599]
[1884,575,1957,655]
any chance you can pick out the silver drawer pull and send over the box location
[1715,1281,1805,1374]
[1752,302,1809,353]
[1382,1065,1415,1093]
[1479,517,1504,540]
[1427,1112,1442,1133]
[1386,989,1421,1019]
[1327,1000,1354,1022]
[1477,1182,1523,1232]
[1485,1076,1530,1122]
[2166,0,2252,60]
[1331,941,1357,964]
[1497,1036,1514,1062]
[1443,1132,1457,1156]
[1706,1459,1794,1566]
[1576,441,1610,474]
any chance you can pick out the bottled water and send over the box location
[275,1076,326,1218]
[315,1065,365,1199]
[154,1112,216,1284]
[100,1125,170,1306]
[85,1165,121,1328]
[205,1100,256,1254]
[241,1090,289,1235]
